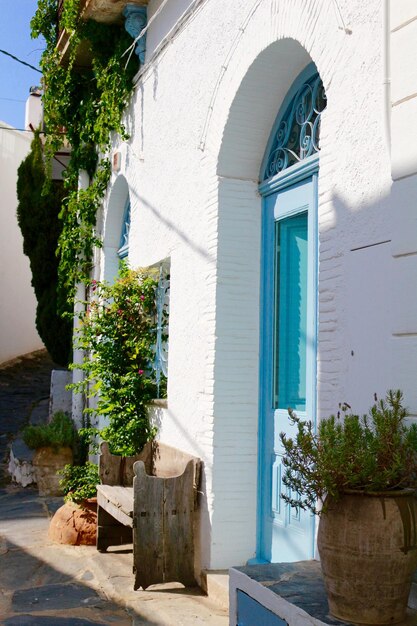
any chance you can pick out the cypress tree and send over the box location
[16,133,72,366]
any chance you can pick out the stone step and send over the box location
[201,569,229,610]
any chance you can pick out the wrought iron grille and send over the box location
[118,200,131,259]
[154,266,169,398]
[263,73,326,180]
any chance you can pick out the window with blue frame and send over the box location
[154,264,170,399]
[262,72,326,181]
[118,198,131,259]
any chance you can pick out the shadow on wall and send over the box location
[129,187,216,263]
[321,174,417,416]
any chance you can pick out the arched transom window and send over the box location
[262,72,326,181]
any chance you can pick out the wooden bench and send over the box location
[96,440,201,590]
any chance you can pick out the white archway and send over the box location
[102,174,130,283]
[201,12,338,565]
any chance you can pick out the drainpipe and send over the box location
[382,0,391,156]
[71,168,90,429]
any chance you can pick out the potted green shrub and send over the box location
[23,411,77,496]
[280,390,417,625]
[71,266,165,478]
[48,462,100,546]
[58,462,100,505]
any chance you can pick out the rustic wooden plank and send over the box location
[133,462,164,590]
[97,487,133,526]
[99,442,121,486]
[97,523,133,551]
[96,502,132,552]
[121,441,153,485]
[163,459,196,587]
[99,441,153,486]
[97,485,134,516]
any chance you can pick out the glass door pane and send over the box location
[274,212,308,411]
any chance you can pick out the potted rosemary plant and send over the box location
[280,390,417,625]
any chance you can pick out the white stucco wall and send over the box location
[97,0,417,572]
[390,1,417,180]
[0,124,43,364]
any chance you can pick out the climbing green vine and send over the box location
[31,0,138,308]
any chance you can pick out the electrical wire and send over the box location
[0,97,26,103]
[122,0,171,67]
[0,126,39,132]
[0,49,42,73]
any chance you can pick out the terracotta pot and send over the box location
[32,446,73,496]
[318,489,417,624]
[48,499,97,545]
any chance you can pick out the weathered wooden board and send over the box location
[97,485,134,519]
[96,498,133,552]
[133,462,164,590]
[98,439,202,589]
[163,460,196,587]
[99,441,153,486]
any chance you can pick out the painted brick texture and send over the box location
[94,0,417,570]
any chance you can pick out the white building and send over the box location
[0,123,43,364]
[72,0,417,581]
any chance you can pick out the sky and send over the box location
[0,0,44,129]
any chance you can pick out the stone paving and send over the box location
[0,351,229,626]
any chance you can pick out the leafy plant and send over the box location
[16,133,73,365]
[23,411,77,451]
[70,265,163,456]
[280,390,417,515]
[31,0,139,310]
[58,462,99,503]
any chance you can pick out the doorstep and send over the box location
[201,569,229,610]
[229,561,417,626]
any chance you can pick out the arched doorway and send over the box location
[102,175,130,283]
[258,63,326,562]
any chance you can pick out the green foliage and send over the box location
[16,133,73,365]
[58,462,99,503]
[71,266,162,456]
[31,1,139,307]
[280,390,417,515]
[23,411,77,451]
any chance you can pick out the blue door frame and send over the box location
[256,156,318,563]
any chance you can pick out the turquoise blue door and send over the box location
[259,174,317,563]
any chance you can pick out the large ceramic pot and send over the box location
[318,489,417,625]
[32,446,73,496]
[48,498,97,545]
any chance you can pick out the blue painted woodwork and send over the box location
[236,590,288,626]
[261,65,326,182]
[258,65,322,564]
[118,199,131,259]
[274,212,308,411]
[259,176,317,562]
[123,5,147,64]
[154,266,169,398]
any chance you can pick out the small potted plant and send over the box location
[48,462,100,546]
[23,411,76,496]
[58,461,100,505]
[280,390,417,625]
